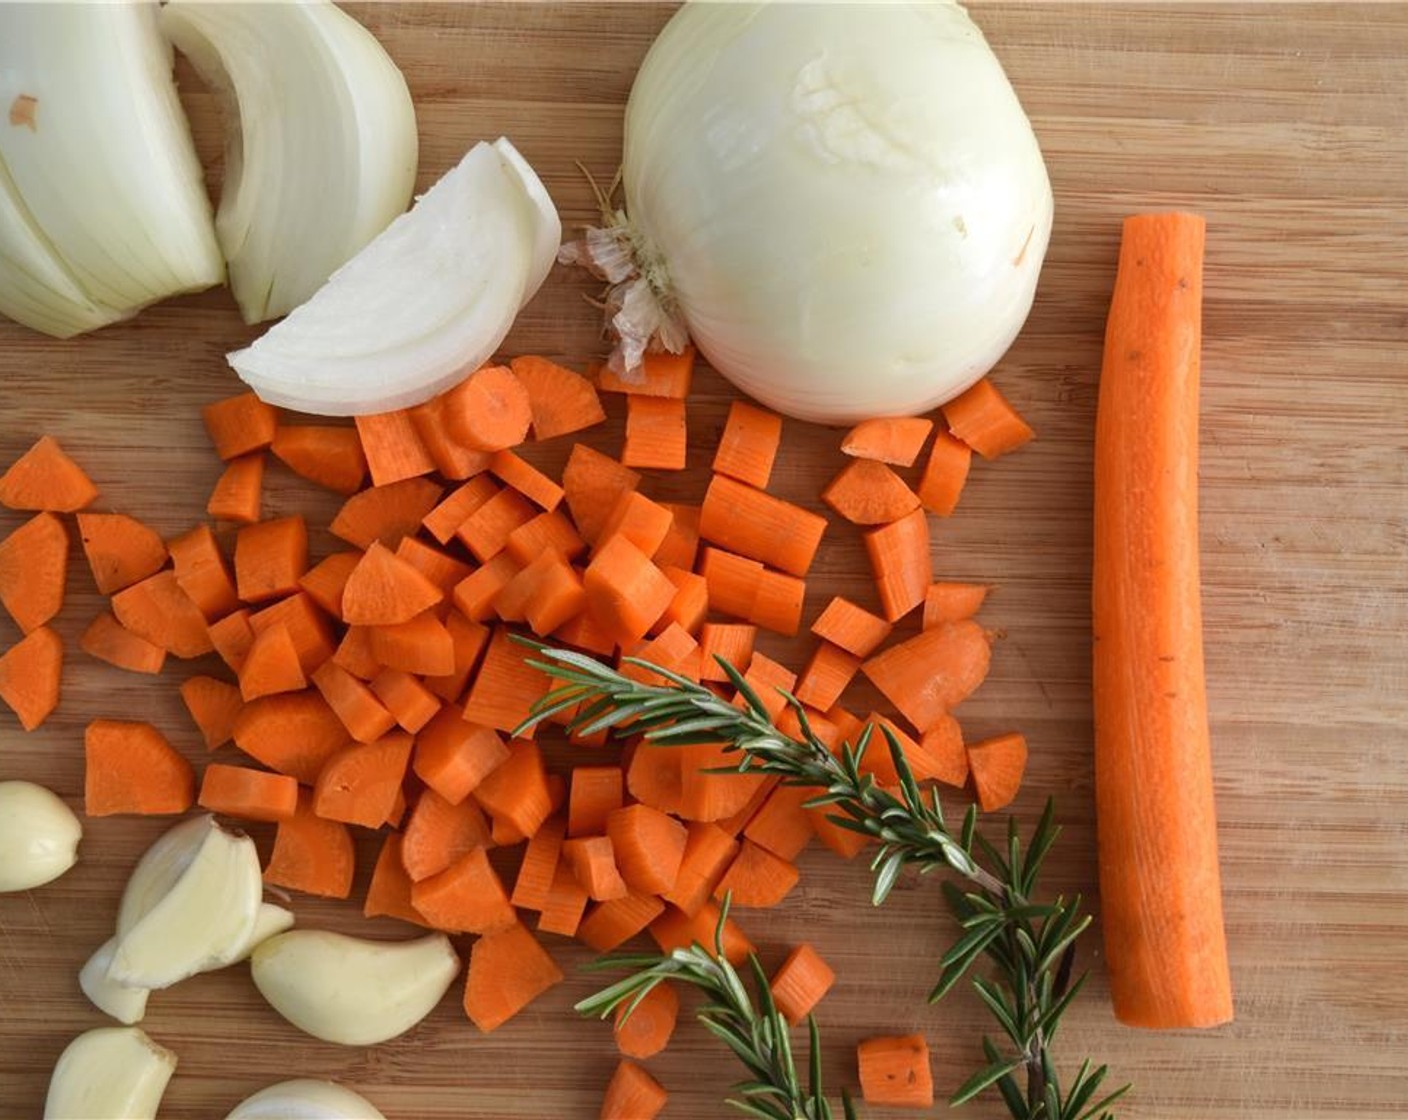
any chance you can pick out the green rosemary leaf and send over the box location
[872,850,906,905]
[952,1055,1027,1107]
[1075,1082,1132,1120]
[971,975,1024,1047]
[983,1037,1031,1120]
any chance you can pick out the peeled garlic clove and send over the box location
[221,901,296,966]
[251,930,460,1046]
[43,1026,176,1119]
[109,816,262,989]
[0,781,82,892]
[114,813,212,937]
[79,938,149,1026]
[225,1079,386,1120]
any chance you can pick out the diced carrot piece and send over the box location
[564,836,629,901]
[713,400,782,489]
[625,741,683,817]
[538,861,591,937]
[663,822,739,917]
[84,719,194,816]
[443,365,532,452]
[916,713,968,787]
[822,459,921,526]
[310,660,396,743]
[111,570,213,658]
[296,551,359,620]
[794,641,860,712]
[600,1060,667,1120]
[451,553,520,623]
[736,652,797,721]
[578,891,666,953]
[202,393,277,461]
[699,474,826,577]
[369,668,441,733]
[967,732,1028,811]
[649,900,753,965]
[653,502,700,571]
[678,741,765,824]
[607,804,686,895]
[207,454,264,524]
[456,487,538,563]
[462,629,551,736]
[270,425,366,495]
[614,980,678,1059]
[421,475,499,545]
[509,355,607,440]
[770,944,837,1025]
[464,921,563,1032]
[413,709,508,803]
[552,608,618,657]
[331,477,443,550]
[354,409,436,486]
[622,396,687,470]
[751,568,806,637]
[167,524,240,621]
[247,592,337,673]
[825,705,866,750]
[341,541,443,626]
[505,509,586,566]
[714,838,798,908]
[597,490,673,558]
[234,516,308,605]
[208,609,256,672]
[567,767,624,838]
[385,786,409,830]
[811,597,892,658]
[743,785,814,861]
[408,394,493,481]
[511,816,566,911]
[562,444,640,545]
[942,378,1034,460]
[75,511,166,595]
[198,763,298,823]
[654,565,707,637]
[808,805,870,860]
[620,622,698,688]
[857,1034,934,1108]
[916,431,972,516]
[232,691,347,784]
[527,554,589,638]
[698,546,761,621]
[396,539,473,597]
[412,846,516,934]
[490,449,563,510]
[264,789,355,898]
[716,775,779,838]
[923,582,989,627]
[0,513,66,636]
[422,611,491,702]
[364,834,433,927]
[238,623,306,701]
[312,732,412,828]
[0,435,97,511]
[841,417,934,467]
[864,508,931,621]
[369,610,455,676]
[473,737,552,837]
[584,536,675,646]
[861,619,991,731]
[857,712,921,786]
[596,347,694,399]
[179,675,243,750]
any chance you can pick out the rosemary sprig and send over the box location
[578,897,857,1120]
[517,646,1128,1120]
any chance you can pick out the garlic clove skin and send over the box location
[222,901,296,966]
[43,1026,176,1120]
[0,781,82,892]
[114,813,213,938]
[79,938,149,1025]
[109,816,262,989]
[251,930,460,1046]
[225,1079,386,1120]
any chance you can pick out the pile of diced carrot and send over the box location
[0,351,1036,1115]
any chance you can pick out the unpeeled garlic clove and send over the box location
[224,1078,386,1119]
[0,780,82,892]
[109,814,262,989]
[43,1026,176,1119]
[79,938,149,1025]
[251,929,460,1046]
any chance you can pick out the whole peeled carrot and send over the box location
[1092,211,1233,1029]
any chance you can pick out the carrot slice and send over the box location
[264,789,355,898]
[369,668,441,733]
[538,861,591,937]
[625,741,683,817]
[923,581,989,627]
[111,570,214,658]
[943,378,1034,460]
[584,536,676,646]
[655,565,708,637]
[965,732,1027,812]
[463,921,563,1032]
[509,355,607,440]
[412,846,516,934]
[916,431,972,516]
[713,399,783,489]
[271,426,367,495]
[76,512,166,595]
[421,611,492,703]
[0,512,67,634]
[312,733,413,828]
[451,553,520,623]
[614,980,678,1059]
[649,900,753,965]
[713,838,798,908]
[364,834,434,927]
[597,490,674,558]
[473,738,552,838]
[456,487,538,563]
[742,785,814,861]
[596,348,694,399]
[462,629,552,736]
[331,477,443,550]
[354,409,436,487]
[841,417,934,467]
[311,660,397,743]
[202,393,278,461]
[511,816,566,911]
[857,1034,933,1108]
[413,709,508,804]
[622,396,687,470]
[369,610,455,676]
[562,444,640,545]
[578,891,666,953]
[821,459,921,526]
[341,541,443,626]
[811,597,891,658]
[662,822,739,917]
[794,641,860,712]
[179,675,243,750]
[232,691,346,784]
[770,944,836,1025]
[653,502,700,571]
[600,1060,667,1120]
[208,609,256,672]
[489,449,564,511]
[440,365,532,452]
[419,476,497,547]
[395,537,473,594]
[863,508,931,621]
[564,836,629,902]
[407,393,492,481]
[247,592,337,673]
[297,551,361,620]
[238,623,306,700]
[505,509,587,566]
[699,474,826,577]
[0,435,98,511]
[233,516,308,605]
[607,804,686,895]
[569,766,625,837]
[861,619,991,731]
[84,719,194,816]
[198,763,298,823]
[207,454,264,524]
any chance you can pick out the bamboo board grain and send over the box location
[2,3,1406,1118]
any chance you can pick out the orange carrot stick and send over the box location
[395,537,473,594]
[770,944,836,1025]
[655,565,708,636]
[613,980,678,1059]
[456,487,538,563]
[942,378,1034,460]
[409,393,493,481]
[649,900,753,965]
[1093,210,1232,1029]
[264,789,355,899]
[597,491,674,558]
[198,763,298,822]
[857,1034,933,1108]
[331,477,444,550]
[207,454,264,524]
[369,667,441,733]
[462,629,552,736]
[505,509,587,566]
[271,426,367,495]
[473,738,553,838]
[489,449,564,511]
[653,501,701,571]
[368,610,455,676]
[509,355,607,440]
[821,459,921,526]
[863,508,931,622]
[584,536,677,646]
[699,474,826,577]
[0,435,98,511]
[0,512,67,634]
[463,921,563,1032]
[354,409,436,487]
[697,623,756,682]
[179,675,243,750]
[916,431,972,517]
[538,860,591,937]
[247,592,337,673]
[422,611,491,702]
[84,719,194,816]
[236,623,305,701]
[76,512,166,595]
[713,400,783,489]
[841,417,934,467]
[208,609,256,673]
[625,740,684,817]
[451,553,520,623]
[742,785,814,861]
[202,393,278,461]
[966,732,1028,812]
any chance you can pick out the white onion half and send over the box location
[229,139,556,416]
[614,0,1052,423]
[159,0,418,323]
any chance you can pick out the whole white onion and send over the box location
[619,0,1052,424]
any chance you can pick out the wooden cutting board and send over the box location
[2,4,1405,1117]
